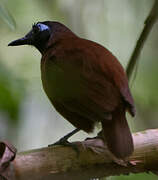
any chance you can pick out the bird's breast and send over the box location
[41,58,84,101]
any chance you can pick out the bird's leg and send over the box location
[48,128,80,153]
[50,128,80,145]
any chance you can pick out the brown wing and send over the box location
[77,38,136,117]
[99,47,136,116]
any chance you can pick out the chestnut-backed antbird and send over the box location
[8,21,135,159]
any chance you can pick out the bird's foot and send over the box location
[48,129,80,155]
[49,138,80,155]
[81,136,131,166]
[82,131,105,154]
[49,136,69,146]
[81,136,106,154]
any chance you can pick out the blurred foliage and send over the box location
[0,2,16,30]
[0,3,24,124]
[0,61,25,123]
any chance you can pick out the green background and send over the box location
[0,0,158,179]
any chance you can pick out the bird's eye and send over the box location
[36,23,49,32]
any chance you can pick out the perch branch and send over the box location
[12,129,158,180]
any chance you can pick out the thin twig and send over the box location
[126,0,158,80]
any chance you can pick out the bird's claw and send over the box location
[49,137,69,146]
[48,138,80,156]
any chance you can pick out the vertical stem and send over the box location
[126,0,158,80]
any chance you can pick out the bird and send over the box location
[8,21,135,160]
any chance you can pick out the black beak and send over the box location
[8,36,31,46]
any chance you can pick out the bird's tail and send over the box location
[101,106,134,159]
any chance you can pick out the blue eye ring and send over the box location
[32,23,50,34]
[34,23,49,31]
[37,23,49,31]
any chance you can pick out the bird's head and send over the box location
[8,21,73,54]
